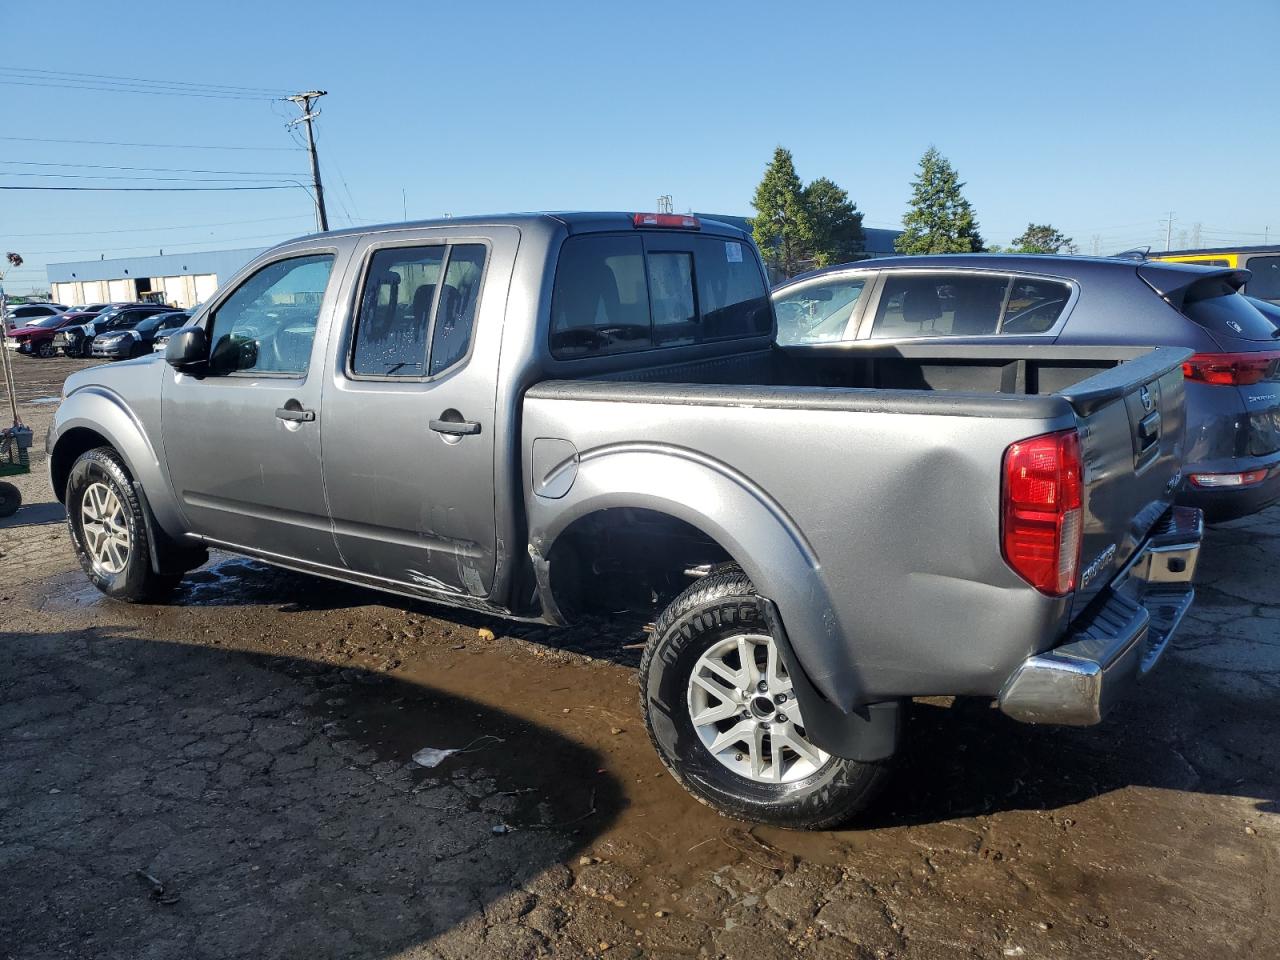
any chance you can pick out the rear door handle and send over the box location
[430,418,481,436]
[275,406,315,422]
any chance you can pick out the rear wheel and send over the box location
[640,565,891,829]
[66,447,181,602]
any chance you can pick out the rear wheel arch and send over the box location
[528,446,866,710]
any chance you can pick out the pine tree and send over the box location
[804,177,865,267]
[751,147,816,278]
[895,148,984,254]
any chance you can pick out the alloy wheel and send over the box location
[80,481,131,575]
[687,632,828,783]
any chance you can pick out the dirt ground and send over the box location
[2,353,1277,960]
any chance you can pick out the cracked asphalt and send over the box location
[1,354,1277,959]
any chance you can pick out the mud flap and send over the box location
[758,597,902,762]
[134,483,207,576]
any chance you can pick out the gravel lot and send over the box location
[2,353,1277,959]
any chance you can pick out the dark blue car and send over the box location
[773,255,1280,522]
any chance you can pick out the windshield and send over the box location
[23,314,68,329]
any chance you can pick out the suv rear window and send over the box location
[550,233,770,358]
[1181,279,1280,342]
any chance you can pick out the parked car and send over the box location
[773,255,1280,522]
[3,311,91,357]
[1153,245,1280,304]
[3,302,65,332]
[54,303,173,358]
[91,311,189,360]
[151,318,196,354]
[65,303,112,316]
[49,213,1201,828]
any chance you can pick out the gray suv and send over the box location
[774,255,1280,522]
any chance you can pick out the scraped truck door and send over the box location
[320,226,515,599]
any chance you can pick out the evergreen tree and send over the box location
[804,177,865,267]
[895,147,984,254]
[751,147,816,278]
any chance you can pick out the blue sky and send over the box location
[3,0,1277,292]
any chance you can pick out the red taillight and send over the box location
[632,213,701,230]
[1181,351,1280,386]
[1002,429,1083,596]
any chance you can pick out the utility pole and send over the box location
[1162,211,1175,251]
[287,90,329,232]
[656,194,673,214]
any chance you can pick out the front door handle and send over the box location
[275,406,316,423]
[430,418,481,436]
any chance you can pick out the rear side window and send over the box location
[550,233,770,358]
[870,273,1070,339]
[351,242,487,378]
[1245,255,1280,302]
[871,273,1008,338]
[430,243,486,375]
[1182,279,1280,341]
[353,245,445,377]
[1000,278,1072,334]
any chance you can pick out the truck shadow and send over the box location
[0,627,622,959]
[866,679,1279,827]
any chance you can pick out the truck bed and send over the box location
[522,344,1189,710]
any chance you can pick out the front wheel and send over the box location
[65,447,181,602]
[36,340,56,358]
[639,566,891,829]
[0,481,20,518]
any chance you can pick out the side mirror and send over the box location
[165,326,207,369]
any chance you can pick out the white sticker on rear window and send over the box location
[725,241,743,263]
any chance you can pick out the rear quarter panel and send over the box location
[523,386,1078,707]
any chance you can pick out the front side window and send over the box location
[352,245,445,377]
[774,275,869,344]
[207,254,333,375]
[1245,256,1280,302]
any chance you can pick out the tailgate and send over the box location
[1056,346,1191,615]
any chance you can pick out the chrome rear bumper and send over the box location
[998,506,1202,725]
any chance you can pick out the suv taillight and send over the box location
[1002,429,1083,596]
[1181,351,1280,386]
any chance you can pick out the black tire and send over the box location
[65,447,181,602]
[640,565,891,829]
[36,340,56,358]
[0,481,20,518]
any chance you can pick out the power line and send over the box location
[22,230,312,257]
[0,172,299,184]
[0,135,299,152]
[0,184,302,192]
[0,65,291,96]
[0,159,308,177]
[0,79,277,102]
[4,214,314,239]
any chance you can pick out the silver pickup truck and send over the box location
[48,213,1203,828]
